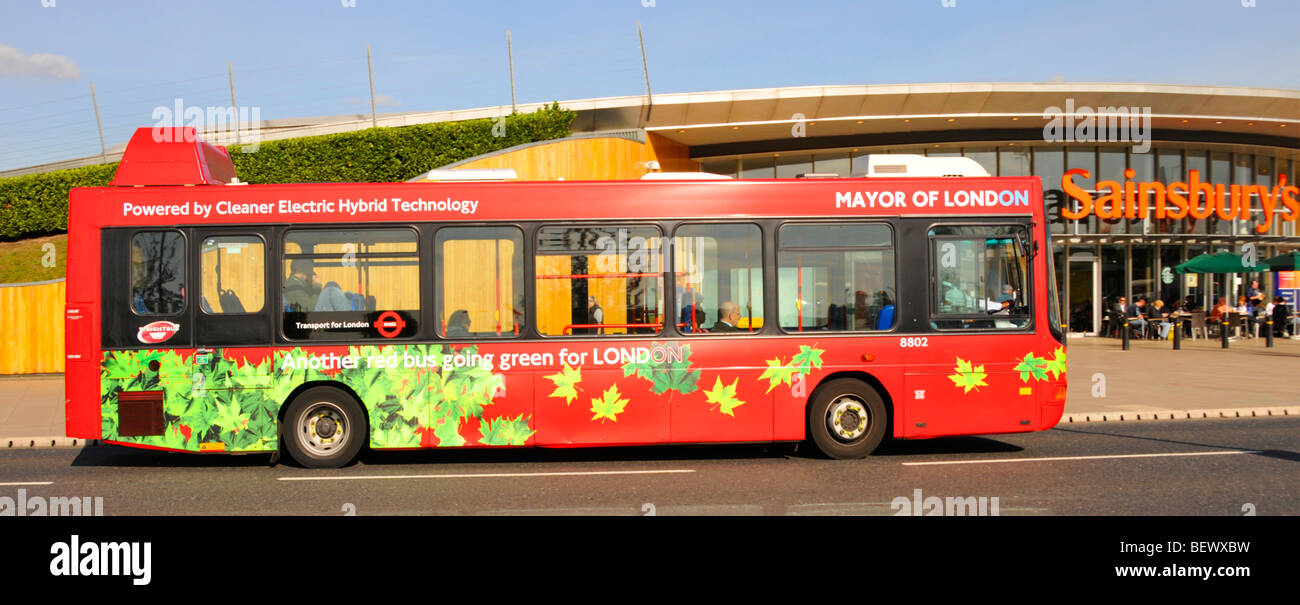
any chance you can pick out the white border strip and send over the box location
[0,481,54,486]
[277,469,696,482]
[902,450,1256,466]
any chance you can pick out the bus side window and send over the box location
[534,225,664,337]
[435,226,525,338]
[929,226,1032,330]
[131,231,186,315]
[776,223,896,333]
[282,229,420,340]
[672,223,764,334]
[200,236,265,314]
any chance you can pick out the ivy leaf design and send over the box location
[703,377,746,417]
[1013,353,1051,383]
[790,345,825,375]
[622,344,699,396]
[758,357,797,394]
[947,357,989,394]
[590,384,629,423]
[543,364,583,405]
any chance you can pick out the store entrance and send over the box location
[1069,257,1100,334]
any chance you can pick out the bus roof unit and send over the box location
[110,127,236,187]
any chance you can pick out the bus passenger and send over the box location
[587,296,604,335]
[711,301,741,332]
[445,310,471,337]
[315,280,352,311]
[284,260,320,313]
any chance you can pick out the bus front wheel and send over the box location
[282,387,366,468]
[807,378,888,459]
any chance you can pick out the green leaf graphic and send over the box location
[758,357,797,394]
[703,377,746,417]
[948,357,989,394]
[590,384,629,423]
[544,364,583,405]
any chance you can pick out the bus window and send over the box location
[930,225,1032,330]
[282,229,419,339]
[535,225,663,336]
[200,236,264,314]
[130,231,185,315]
[777,223,895,332]
[435,226,524,338]
[672,223,764,334]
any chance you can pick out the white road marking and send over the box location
[0,481,54,486]
[277,469,696,482]
[902,450,1258,466]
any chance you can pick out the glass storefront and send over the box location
[702,143,1297,333]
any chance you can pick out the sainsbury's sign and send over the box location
[1060,169,1300,234]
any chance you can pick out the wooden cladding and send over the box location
[454,133,698,181]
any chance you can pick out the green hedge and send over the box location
[0,163,118,239]
[0,103,575,240]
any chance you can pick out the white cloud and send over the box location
[373,93,402,108]
[0,43,81,79]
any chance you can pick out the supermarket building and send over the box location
[441,82,1298,335]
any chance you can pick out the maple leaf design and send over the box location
[479,414,536,445]
[543,364,583,405]
[590,384,629,423]
[622,343,700,396]
[1044,347,1066,379]
[947,357,988,394]
[790,345,825,374]
[758,357,798,393]
[1013,353,1051,383]
[703,377,746,417]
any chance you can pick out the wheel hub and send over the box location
[827,396,869,442]
[300,404,347,455]
[315,416,337,439]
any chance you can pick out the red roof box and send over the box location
[110,127,237,186]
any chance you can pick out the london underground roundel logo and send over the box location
[137,321,180,344]
[374,311,405,338]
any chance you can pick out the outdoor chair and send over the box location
[1187,312,1208,340]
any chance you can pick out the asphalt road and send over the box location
[1,417,1296,515]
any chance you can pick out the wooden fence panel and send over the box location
[0,279,66,374]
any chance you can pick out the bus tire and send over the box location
[282,387,366,468]
[807,378,888,459]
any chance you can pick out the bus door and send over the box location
[903,224,1040,437]
[190,228,275,390]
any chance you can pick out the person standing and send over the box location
[587,296,604,335]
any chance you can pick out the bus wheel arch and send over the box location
[278,382,370,468]
[805,372,893,459]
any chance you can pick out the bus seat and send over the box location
[876,305,895,330]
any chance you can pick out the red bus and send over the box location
[65,128,1066,468]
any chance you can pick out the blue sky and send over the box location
[2,0,1297,171]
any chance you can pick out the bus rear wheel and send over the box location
[807,378,888,459]
[282,387,366,468]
